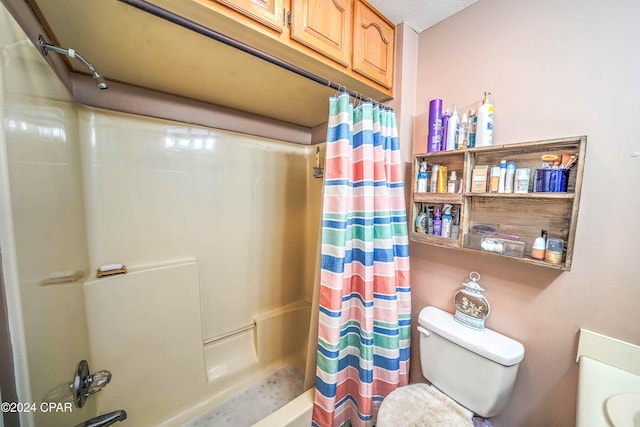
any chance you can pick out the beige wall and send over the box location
[409,0,640,425]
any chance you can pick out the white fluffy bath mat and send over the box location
[183,364,304,427]
[376,383,473,427]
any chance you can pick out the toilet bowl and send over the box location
[377,306,525,426]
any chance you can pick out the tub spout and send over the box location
[75,410,127,427]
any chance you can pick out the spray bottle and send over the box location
[416,161,428,192]
[476,91,494,147]
[446,105,459,151]
[427,99,443,152]
[441,204,453,238]
[433,208,442,236]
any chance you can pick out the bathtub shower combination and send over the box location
[0,16,322,423]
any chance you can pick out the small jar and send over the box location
[545,238,564,264]
[454,271,490,330]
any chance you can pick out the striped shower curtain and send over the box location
[312,93,411,427]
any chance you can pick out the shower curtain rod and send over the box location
[117,0,385,106]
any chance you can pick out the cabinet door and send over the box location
[215,0,285,32]
[290,0,352,66]
[352,0,394,89]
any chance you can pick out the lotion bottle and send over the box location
[476,91,494,147]
[445,105,459,151]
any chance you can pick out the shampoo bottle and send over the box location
[415,205,427,233]
[459,113,469,149]
[430,164,439,193]
[476,91,494,147]
[417,161,428,192]
[437,165,448,193]
[498,160,507,193]
[441,204,453,238]
[505,161,516,193]
[433,208,442,236]
[446,105,459,151]
[467,110,477,148]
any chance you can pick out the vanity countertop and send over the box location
[576,329,640,427]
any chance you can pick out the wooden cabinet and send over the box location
[352,0,395,89]
[198,0,394,96]
[290,0,352,66]
[411,136,587,271]
[215,0,285,32]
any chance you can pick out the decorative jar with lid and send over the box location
[454,271,490,330]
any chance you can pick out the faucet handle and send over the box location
[86,369,112,396]
[43,361,113,409]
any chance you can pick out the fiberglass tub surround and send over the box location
[75,109,317,425]
[2,39,319,423]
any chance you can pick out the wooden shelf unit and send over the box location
[410,136,587,270]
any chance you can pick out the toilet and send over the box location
[377,306,525,426]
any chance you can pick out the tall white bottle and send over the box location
[445,105,459,151]
[476,91,494,147]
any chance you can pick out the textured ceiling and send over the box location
[367,0,478,33]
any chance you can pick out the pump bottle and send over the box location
[476,91,494,147]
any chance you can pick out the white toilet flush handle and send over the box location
[417,326,431,337]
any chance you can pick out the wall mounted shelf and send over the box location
[410,136,586,271]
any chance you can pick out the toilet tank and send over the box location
[418,306,525,418]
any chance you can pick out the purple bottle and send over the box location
[427,99,443,152]
[441,110,451,152]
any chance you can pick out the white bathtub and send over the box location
[84,260,313,426]
[252,388,314,427]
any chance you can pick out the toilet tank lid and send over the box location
[419,306,525,366]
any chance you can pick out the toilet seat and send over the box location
[377,384,473,427]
